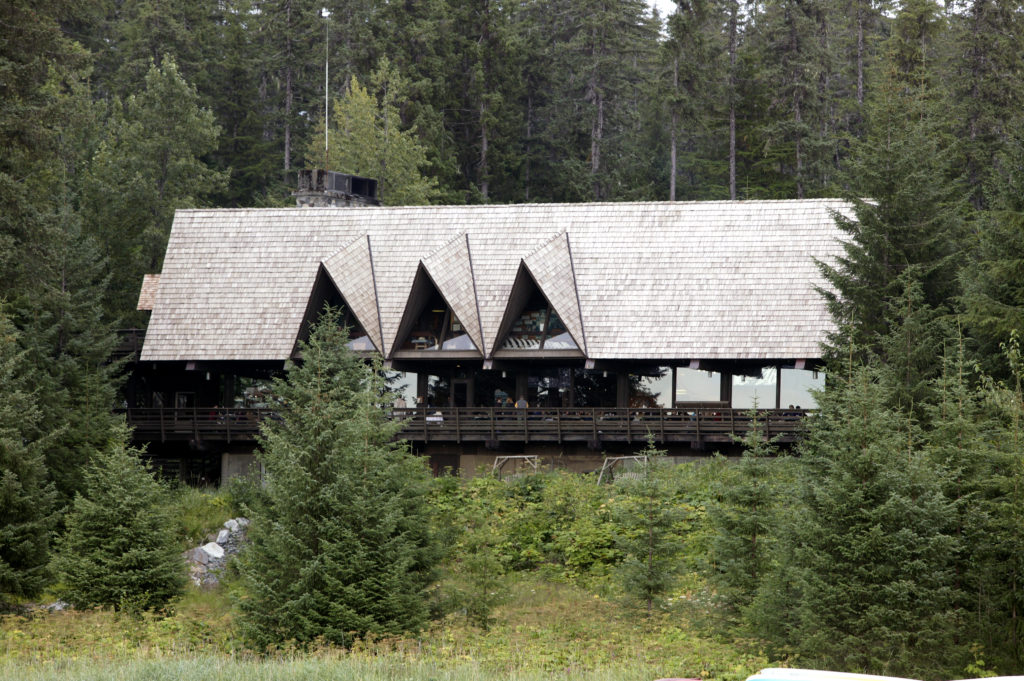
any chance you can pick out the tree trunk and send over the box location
[670,57,678,202]
[283,0,293,176]
[480,101,489,200]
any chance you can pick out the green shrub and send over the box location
[54,426,185,612]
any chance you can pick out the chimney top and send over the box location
[294,169,380,207]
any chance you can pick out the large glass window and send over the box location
[630,368,672,408]
[441,312,475,350]
[401,291,477,352]
[675,368,721,403]
[543,310,579,350]
[385,371,417,407]
[501,290,578,351]
[339,307,375,351]
[527,368,572,407]
[732,368,778,409]
[573,369,616,408]
[426,375,449,408]
[780,368,823,409]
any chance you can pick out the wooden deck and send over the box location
[121,406,808,446]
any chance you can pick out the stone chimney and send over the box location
[293,169,380,207]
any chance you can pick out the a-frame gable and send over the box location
[420,233,485,354]
[493,261,585,355]
[293,264,378,355]
[521,232,587,354]
[321,235,384,353]
[390,262,483,357]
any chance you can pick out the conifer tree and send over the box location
[0,311,59,608]
[54,424,184,611]
[612,440,686,615]
[305,60,438,206]
[706,409,781,621]
[237,307,439,648]
[82,58,226,321]
[820,2,964,365]
[750,365,964,677]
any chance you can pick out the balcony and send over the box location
[121,406,808,447]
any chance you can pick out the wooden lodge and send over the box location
[126,188,851,481]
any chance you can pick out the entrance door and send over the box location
[452,379,472,407]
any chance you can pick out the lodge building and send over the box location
[124,175,851,481]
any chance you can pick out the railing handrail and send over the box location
[119,406,809,445]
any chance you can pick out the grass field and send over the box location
[0,574,767,681]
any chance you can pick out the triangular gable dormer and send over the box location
[294,265,379,357]
[391,263,483,357]
[493,263,584,355]
[420,233,485,354]
[322,235,384,353]
[521,231,587,354]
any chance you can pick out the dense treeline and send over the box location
[3,0,1024,676]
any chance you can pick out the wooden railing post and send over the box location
[159,405,166,443]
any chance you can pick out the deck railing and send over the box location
[120,406,809,446]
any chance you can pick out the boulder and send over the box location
[216,529,230,545]
[201,542,225,560]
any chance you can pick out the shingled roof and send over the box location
[140,200,852,363]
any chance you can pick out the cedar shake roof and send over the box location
[322,235,383,353]
[137,274,160,311]
[140,200,852,362]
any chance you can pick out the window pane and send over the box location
[346,335,376,351]
[732,368,778,409]
[542,310,578,350]
[426,375,449,408]
[780,368,823,409]
[675,368,721,402]
[441,311,477,350]
[631,368,672,408]
[402,293,446,350]
[573,369,616,407]
[385,371,417,407]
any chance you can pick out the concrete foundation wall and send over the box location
[221,452,262,483]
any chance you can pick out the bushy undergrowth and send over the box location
[166,485,237,549]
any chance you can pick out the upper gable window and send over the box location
[340,308,375,352]
[400,290,477,352]
[501,290,578,351]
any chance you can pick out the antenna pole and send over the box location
[323,8,330,170]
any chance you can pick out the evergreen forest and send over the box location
[4,0,1024,679]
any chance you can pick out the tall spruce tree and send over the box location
[54,424,184,611]
[750,365,965,677]
[237,308,439,648]
[81,58,226,321]
[706,410,782,622]
[819,0,963,366]
[0,311,59,608]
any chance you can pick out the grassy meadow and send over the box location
[0,574,767,681]
[1,468,772,681]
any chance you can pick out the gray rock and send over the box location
[236,517,250,529]
[189,547,209,565]
[201,542,225,560]
[216,529,230,545]
[224,518,239,532]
